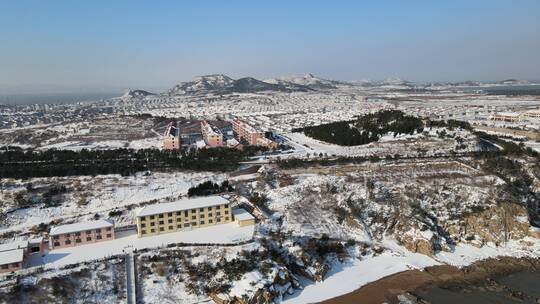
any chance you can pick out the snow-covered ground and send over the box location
[283,236,540,303]
[25,223,254,270]
[1,171,227,234]
[37,137,162,151]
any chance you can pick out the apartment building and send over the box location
[232,119,277,149]
[135,196,232,237]
[490,112,522,122]
[201,120,224,147]
[163,122,181,150]
[49,220,115,250]
[231,119,264,145]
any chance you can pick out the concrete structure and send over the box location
[135,196,233,237]
[49,220,115,250]
[232,119,277,149]
[163,122,181,150]
[524,110,540,119]
[0,241,27,274]
[490,112,522,122]
[233,208,256,227]
[201,120,224,147]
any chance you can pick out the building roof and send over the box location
[233,208,255,221]
[49,219,114,236]
[0,249,24,265]
[137,196,229,217]
[0,240,28,253]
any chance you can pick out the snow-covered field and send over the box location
[25,223,254,270]
[1,171,227,234]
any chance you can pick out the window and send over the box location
[158,214,164,218]
[97,235,102,240]
[106,227,112,231]
[168,226,173,230]
[54,242,60,246]
[12,263,19,268]
[177,224,182,229]
[225,217,229,221]
[208,219,213,223]
[168,219,173,223]
[150,215,155,220]
[184,210,188,216]
[86,231,91,235]
[159,221,164,225]
[167,212,173,217]
[75,232,81,236]
[106,234,112,238]
[176,211,182,216]
[141,223,146,228]
[184,223,190,227]
[1,265,7,269]
[216,211,221,216]
[53,235,59,240]
[191,215,196,220]
[200,220,205,225]
[75,239,82,243]
[200,213,205,218]
[150,229,155,233]
[65,240,71,245]
[141,216,146,221]
[191,222,197,226]
[95,229,101,233]
[217,218,221,222]
[65,233,70,237]
[141,230,146,235]
[224,210,229,215]
[86,237,92,241]
[159,227,164,232]
[150,222,155,226]
[199,208,204,212]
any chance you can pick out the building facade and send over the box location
[163,122,181,150]
[201,120,224,147]
[232,119,277,149]
[49,220,115,250]
[136,196,233,237]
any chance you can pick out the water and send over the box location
[419,271,540,304]
[0,92,121,105]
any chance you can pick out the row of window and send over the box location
[140,212,229,228]
[53,233,112,247]
[52,227,112,239]
[140,216,229,235]
[140,207,229,221]
[0,262,20,269]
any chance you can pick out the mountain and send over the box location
[167,74,312,95]
[266,73,349,90]
[121,89,155,100]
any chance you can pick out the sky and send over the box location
[0,0,539,92]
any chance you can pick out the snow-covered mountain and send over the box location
[167,74,312,95]
[266,73,349,90]
[121,89,155,100]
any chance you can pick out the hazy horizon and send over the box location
[1,0,539,92]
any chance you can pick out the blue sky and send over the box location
[1,0,539,91]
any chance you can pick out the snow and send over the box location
[0,249,24,265]
[26,223,254,269]
[50,219,114,236]
[136,195,229,217]
[283,248,439,303]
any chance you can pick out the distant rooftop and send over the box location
[0,249,24,265]
[49,219,114,236]
[137,196,229,217]
[232,208,255,221]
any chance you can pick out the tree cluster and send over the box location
[187,180,233,197]
[300,110,424,146]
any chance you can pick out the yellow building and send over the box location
[136,196,233,237]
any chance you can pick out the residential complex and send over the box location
[135,196,233,237]
[49,219,115,250]
[201,120,224,147]
[162,122,181,150]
